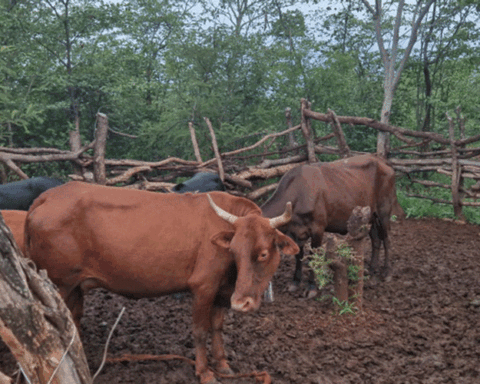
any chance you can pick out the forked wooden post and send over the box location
[446,113,464,219]
[346,206,371,310]
[327,206,371,310]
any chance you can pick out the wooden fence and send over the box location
[0,101,479,217]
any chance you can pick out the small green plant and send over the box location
[332,297,357,315]
[337,243,353,260]
[347,264,360,282]
[307,249,332,289]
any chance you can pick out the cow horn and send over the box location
[269,202,293,228]
[207,194,238,224]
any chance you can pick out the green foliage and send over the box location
[396,174,480,225]
[307,249,332,289]
[332,297,357,316]
[0,0,478,182]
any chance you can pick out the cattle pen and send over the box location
[1,99,480,383]
[0,100,478,219]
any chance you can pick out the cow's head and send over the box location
[208,194,299,312]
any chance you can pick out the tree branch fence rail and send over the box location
[0,101,479,218]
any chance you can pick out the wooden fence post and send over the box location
[326,206,371,310]
[94,113,109,185]
[325,235,349,303]
[447,113,464,219]
[345,206,371,310]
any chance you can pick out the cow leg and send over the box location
[61,286,84,330]
[211,306,233,375]
[369,215,391,278]
[191,294,218,384]
[369,227,382,276]
[382,234,391,277]
[289,247,304,292]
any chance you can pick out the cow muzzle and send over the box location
[231,296,259,312]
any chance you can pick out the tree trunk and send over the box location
[0,213,92,384]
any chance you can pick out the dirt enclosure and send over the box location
[1,218,480,383]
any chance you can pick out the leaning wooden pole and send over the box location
[0,213,92,384]
[300,99,317,163]
[188,122,203,163]
[328,108,350,158]
[204,117,225,182]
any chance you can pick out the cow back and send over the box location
[25,182,260,297]
[262,154,398,236]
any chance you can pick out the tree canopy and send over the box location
[1,0,479,171]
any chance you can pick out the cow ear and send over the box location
[276,230,300,256]
[211,231,235,249]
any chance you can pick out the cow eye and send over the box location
[257,251,269,262]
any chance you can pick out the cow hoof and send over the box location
[288,282,300,293]
[306,289,318,299]
[200,371,219,384]
[216,367,234,376]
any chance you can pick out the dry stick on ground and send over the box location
[204,117,225,182]
[0,214,91,384]
[106,354,272,384]
[93,113,109,185]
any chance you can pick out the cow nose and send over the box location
[231,297,256,312]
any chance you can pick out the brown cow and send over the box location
[261,154,403,296]
[25,182,299,384]
[2,210,27,254]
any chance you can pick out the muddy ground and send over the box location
[1,218,480,383]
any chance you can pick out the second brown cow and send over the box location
[261,154,403,296]
[25,182,299,384]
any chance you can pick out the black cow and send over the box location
[0,177,64,211]
[172,172,225,193]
